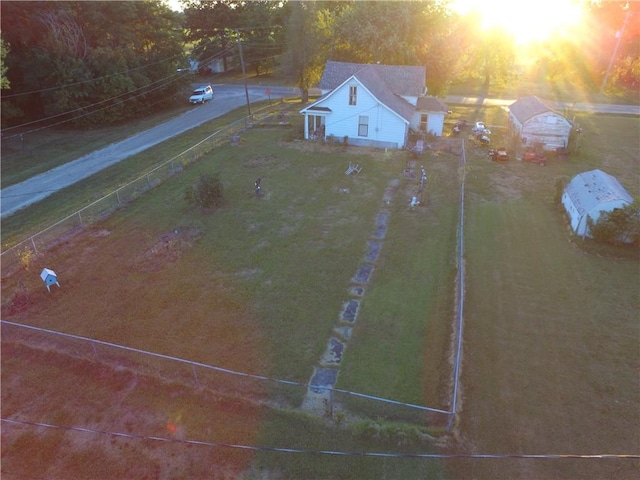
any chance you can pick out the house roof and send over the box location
[319,61,426,97]
[509,95,565,123]
[565,169,633,217]
[351,66,415,122]
[417,96,449,113]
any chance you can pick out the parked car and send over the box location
[189,85,213,104]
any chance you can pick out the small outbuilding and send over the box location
[40,268,60,292]
[561,169,634,237]
[508,96,572,153]
[413,97,449,137]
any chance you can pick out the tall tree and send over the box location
[282,1,335,102]
[182,0,244,72]
[1,1,184,128]
[0,37,10,89]
[329,1,463,95]
[237,1,287,76]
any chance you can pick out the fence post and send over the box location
[78,211,84,227]
[191,362,200,387]
[31,237,38,255]
[116,189,121,205]
[91,341,98,358]
[146,174,151,189]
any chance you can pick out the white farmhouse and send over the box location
[561,169,634,237]
[300,61,447,149]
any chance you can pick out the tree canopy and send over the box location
[2,0,637,130]
[1,0,184,128]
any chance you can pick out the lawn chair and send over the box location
[345,162,362,175]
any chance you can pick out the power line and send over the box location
[1,46,236,138]
[1,52,187,99]
[2,418,638,460]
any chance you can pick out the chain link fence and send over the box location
[1,106,286,276]
[1,320,452,429]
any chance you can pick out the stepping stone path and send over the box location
[302,179,400,413]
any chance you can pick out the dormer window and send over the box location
[349,85,357,105]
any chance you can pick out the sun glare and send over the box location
[451,0,585,45]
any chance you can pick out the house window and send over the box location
[419,114,428,132]
[349,85,357,105]
[358,115,368,136]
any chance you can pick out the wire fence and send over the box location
[0,104,289,276]
[1,320,453,428]
[0,122,467,431]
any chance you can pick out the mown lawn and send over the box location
[447,112,639,479]
[1,100,638,479]
[1,120,450,478]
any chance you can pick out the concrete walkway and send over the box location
[302,179,399,414]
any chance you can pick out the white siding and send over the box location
[312,81,408,148]
[513,112,572,151]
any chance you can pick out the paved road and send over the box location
[444,95,640,115]
[2,88,638,218]
[0,85,298,218]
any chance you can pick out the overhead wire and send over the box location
[2,419,638,460]
[0,46,236,138]
[1,51,188,99]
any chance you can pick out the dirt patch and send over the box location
[1,342,263,479]
[243,153,280,169]
[132,226,203,272]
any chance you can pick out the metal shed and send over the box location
[561,169,633,237]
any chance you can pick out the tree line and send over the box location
[1,0,637,130]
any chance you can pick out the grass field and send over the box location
[1,119,453,478]
[1,98,638,478]
[447,110,640,479]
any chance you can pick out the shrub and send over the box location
[185,173,224,209]
[588,201,640,247]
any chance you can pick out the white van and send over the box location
[189,85,214,104]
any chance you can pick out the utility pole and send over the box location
[600,9,631,93]
[236,30,252,120]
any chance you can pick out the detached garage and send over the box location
[562,169,633,237]
[509,96,572,152]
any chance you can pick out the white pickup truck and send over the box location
[189,85,214,104]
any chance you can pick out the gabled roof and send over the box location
[417,96,449,113]
[565,169,633,216]
[319,61,426,97]
[351,66,415,122]
[509,95,565,123]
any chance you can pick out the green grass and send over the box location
[2,98,638,478]
[0,101,274,249]
[0,94,197,189]
[1,119,450,477]
[447,114,639,479]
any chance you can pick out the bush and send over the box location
[184,173,224,209]
[588,201,640,247]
